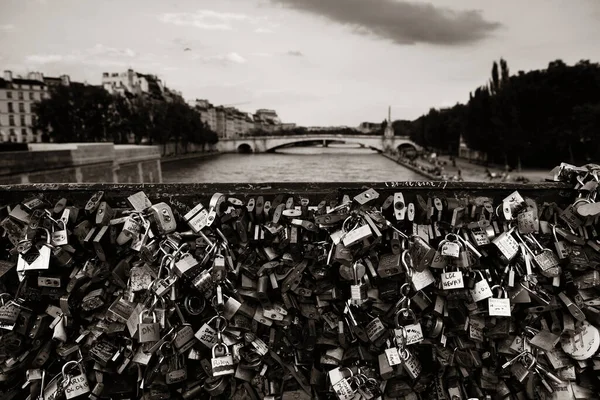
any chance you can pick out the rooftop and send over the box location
[12,78,44,85]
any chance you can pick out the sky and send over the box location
[1,0,599,127]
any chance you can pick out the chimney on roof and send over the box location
[3,71,12,82]
[60,75,70,86]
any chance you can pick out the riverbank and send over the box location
[381,153,440,180]
[160,151,221,164]
[382,152,552,182]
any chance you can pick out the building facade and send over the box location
[194,99,217,132]
[101,69,165,99]
[193,101,289,139]
[0,70,69,143]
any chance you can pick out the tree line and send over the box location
[394,59,600,168]
[33,84,218,148]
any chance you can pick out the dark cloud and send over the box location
[286,50,304,56]
[269,0,501,46]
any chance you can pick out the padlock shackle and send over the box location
[61,360,80,386]
[401,250,414,278]
[395,307,416,328]
[489,284,507,299]
[139,309,157,323]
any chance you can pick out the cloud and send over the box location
[194,52,247,65]
[255,27,274,33]
[0,24,15,32]
[251,52,273,57]
[159,10,253,30]
[26,54,63,63]
[87,44,137,58]
[268,0,501,46]
[25,45,147,69]
[286,50,304,57]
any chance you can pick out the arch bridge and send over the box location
[216,134,420,154]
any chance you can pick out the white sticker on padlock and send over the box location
[332,378,355,400]
[560,321,600,361]
[470,279,493,302]
[488,298,511,317]
[411,268,435,291]
[366,318,386,342]
[441,271,464,290]
[65,373,90,399]
[404,323,424,345]
[493,234,519,260]
[385,348,402,366]
[441,242,461,258]
[195,324,218,348]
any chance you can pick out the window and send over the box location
[18,92,23,100]
[7,102,13,113]
[19,103,25,113]
[20,116,26,126]
[9,128,15,141]
[9,116,14,126]
[29,92,35,101]
[6,91,12,99]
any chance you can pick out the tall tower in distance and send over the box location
[384,105,394,139]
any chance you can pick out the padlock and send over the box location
[211,343,235,376]
[441,266,465,290]
[488,285,511,317]
[116,216,142,245]
[165,353,188,385]
[50,219,69,247]
[149,202,177,235]
[402,250,435,292]
[377,253,401,278]
[138,310,160,343]
[395,308,424,346]
[439,233,462,258]
[95,201,115,226]
[173,324,196,354]
[17,229,52,272]
[349,262,368,305]
[408,235,435,272]
[63,361,91,399]
[492,227,520,262]
[468,271,493,303]
[521,233,561,277]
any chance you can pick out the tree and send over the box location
[408,58,600,168]
[33,84,219,149]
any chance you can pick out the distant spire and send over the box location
[388,106,391,122]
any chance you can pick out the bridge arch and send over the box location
[216,135,421,154]
[264,135,385,152]
[397,142,417,154]
[237,143,253,153]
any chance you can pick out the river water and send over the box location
[161,145,425,182]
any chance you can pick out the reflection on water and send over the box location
[162,145,425,182]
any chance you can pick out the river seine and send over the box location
[161,145,425,183]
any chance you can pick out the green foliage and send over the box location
[33,85,218,146]
[408,58,600,167]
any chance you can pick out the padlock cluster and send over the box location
[0,174,600,400]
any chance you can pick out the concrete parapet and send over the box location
[0,143,162,184]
